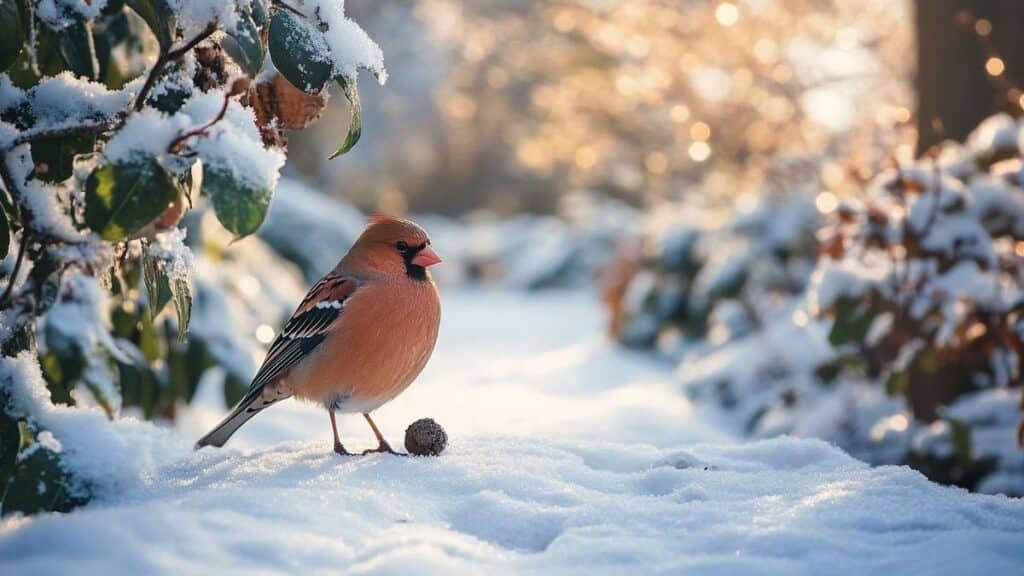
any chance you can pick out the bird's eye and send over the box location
[395,241,409,253]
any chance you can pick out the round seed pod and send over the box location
[404,418,448,457]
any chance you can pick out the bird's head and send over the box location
[346,215,442,281]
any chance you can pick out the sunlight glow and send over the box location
[815,192,839,213]
[715,2,739,27]
[986,57,1005,77]
[256,324,276,344]
[688,141,711,162]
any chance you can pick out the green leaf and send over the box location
[93,9,131,89]
[0,0,24,73]
[126,0,175,50]
[884,370,908,396]
[328,77,362,159]
[2,434,88,517]
[133,2,175,49]
[223,10,264,75]
[7,26,65,88]
[142,252,173,318]
[268,10,331,93]
[56,20,99,80]
[827,296,878,347]
[0,205,8,259]
[250,0,269,29]
[85,159,181,242]
[171,276,191,342]
[39,349,79,406]
[30,133,96,183]
[204,165,272,237]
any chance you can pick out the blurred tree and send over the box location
[915,0,1024,154]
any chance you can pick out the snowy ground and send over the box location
[2,291,1023,575]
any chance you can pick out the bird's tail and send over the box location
[194,395,262,449]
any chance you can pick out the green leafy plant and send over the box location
[0,0,385,516]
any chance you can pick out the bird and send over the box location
[195,215,442,455]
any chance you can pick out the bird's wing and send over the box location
[247,272,361,394]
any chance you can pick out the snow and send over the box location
[182,92,286,193]
[300,0,388,83]
[35,0,109,30]
[103,90,285,194]
[9,73,134,132]
[0,353,189,504]
[2,291,1023,574]
[147,228,194,282]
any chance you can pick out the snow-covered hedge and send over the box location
[610,157,821,353]
[660,116,1024,495]
[0,0,383,516]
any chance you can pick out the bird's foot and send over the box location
[334,442,352,456]
[361,441,406,456]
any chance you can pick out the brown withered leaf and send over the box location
[249,73,328,148]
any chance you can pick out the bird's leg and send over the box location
[361,412,404,455]
[329,410,351,455]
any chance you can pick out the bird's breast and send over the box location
[291,280,440,408]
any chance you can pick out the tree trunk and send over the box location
[915,0,1024,155]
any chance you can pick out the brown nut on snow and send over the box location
[404,418,448,456]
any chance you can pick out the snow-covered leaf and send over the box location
[268,10,331,93]
[1,431,87,517]
[85,159,181,241]
[327,76,361,159]
[126,0,175,50]
[250,0,268,29]
[0,0,24,72]
[223,9,264,75]
[55,20,98,80]
[205,165,272,238]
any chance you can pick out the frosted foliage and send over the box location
[183,93,285,192]
[148,229,194,281]
[296,0,387,82]
[691,113,1024,496]
[104,91,285,194]
[35,0,109,30]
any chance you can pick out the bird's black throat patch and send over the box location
[403,243,429,282]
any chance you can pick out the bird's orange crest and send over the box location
[366,214,399,226]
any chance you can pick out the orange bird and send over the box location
[196,216,442,455]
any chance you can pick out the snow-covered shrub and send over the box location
[0,0,384,516]
[675,115,1024,495]
[806,114,1024,492]
[611,158,820,353]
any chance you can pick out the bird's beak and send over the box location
[412,245,442,267]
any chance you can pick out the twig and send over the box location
[3,119,121,152]
[166,91,232,153]
[132,24,217,112]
